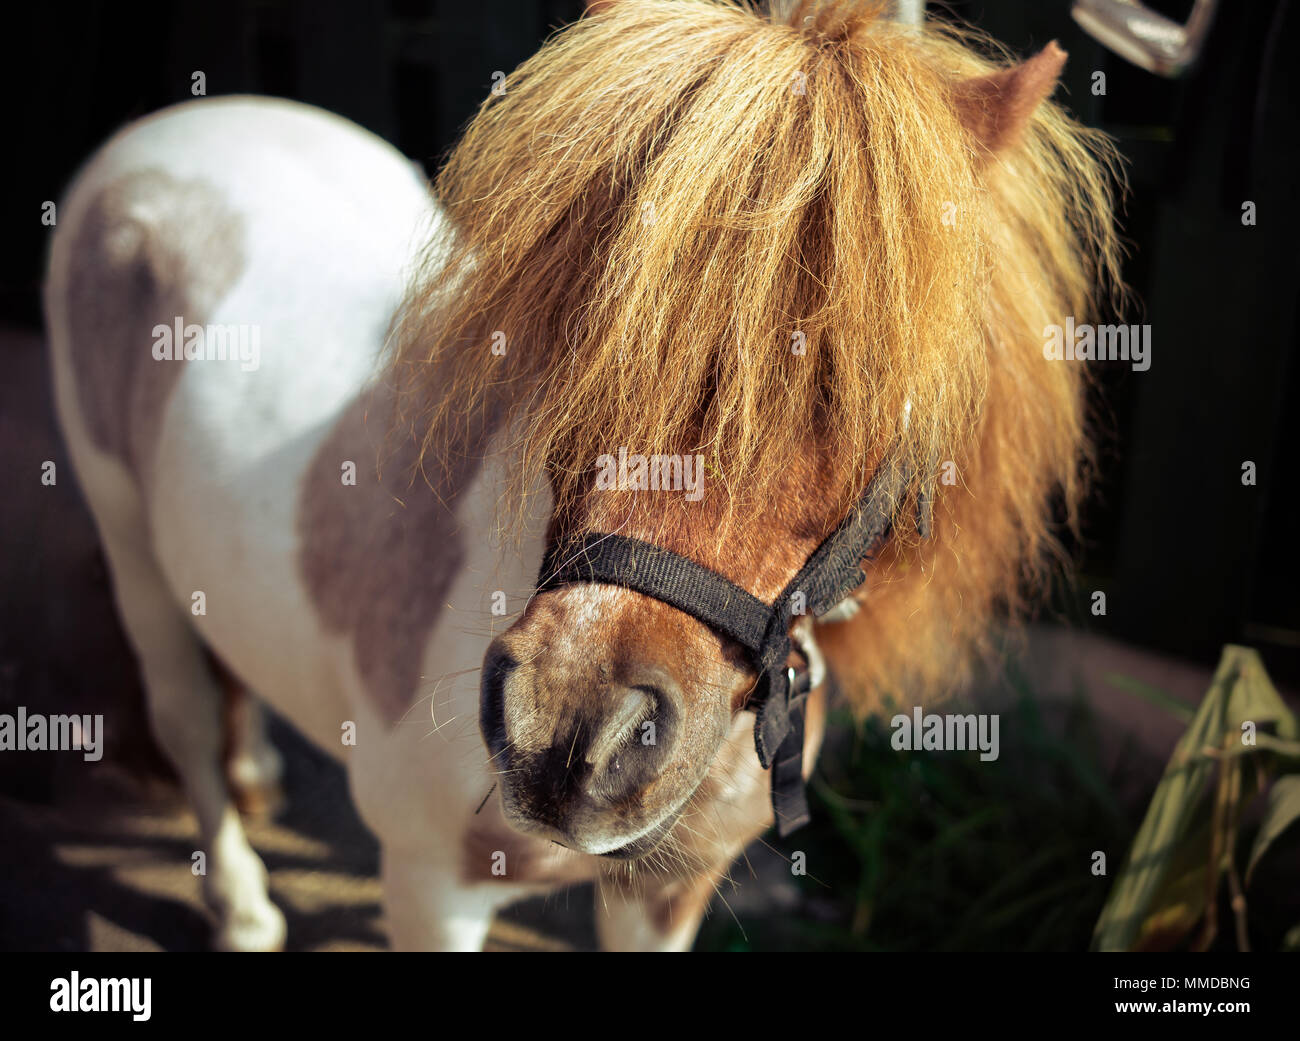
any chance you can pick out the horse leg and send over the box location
[96,512,286,951]
[379,846,534,951]
[595,865,728,952]
[214,661,286,819]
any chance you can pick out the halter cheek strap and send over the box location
[535,449,933,838]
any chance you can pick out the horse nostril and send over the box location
[479,645,516,758]
[584,675,678,799]
[585,687,653,771]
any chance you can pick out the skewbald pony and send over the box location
[390,0,1124,711]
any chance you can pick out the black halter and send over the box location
[535,448,933,838]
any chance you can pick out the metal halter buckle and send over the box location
[788,616,827,698]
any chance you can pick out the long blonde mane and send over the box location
[389,0,1124,709]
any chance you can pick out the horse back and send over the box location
[45,96,441,750]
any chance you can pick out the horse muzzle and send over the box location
[479,628,710,857]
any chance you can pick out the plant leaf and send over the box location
[1224,646,1298,738]
[1245,775,1300,887]
[1093,646,1277,951]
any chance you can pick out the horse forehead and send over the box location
[63,168,246,490]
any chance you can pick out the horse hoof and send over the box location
[213,901,287,953]
[227,748,286,819]
[230,778,287,820]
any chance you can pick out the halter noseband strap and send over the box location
[535,448,933,838]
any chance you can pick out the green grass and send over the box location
[696,673,1147,952]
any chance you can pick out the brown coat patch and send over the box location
[65,169,246,489]
[296,387,491,724]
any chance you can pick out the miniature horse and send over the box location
[44,0,1119,950]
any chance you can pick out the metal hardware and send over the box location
[1071,0,1219,78]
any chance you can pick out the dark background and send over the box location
[3,0,1298,681]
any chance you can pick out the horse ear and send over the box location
[952,42,1068,156]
